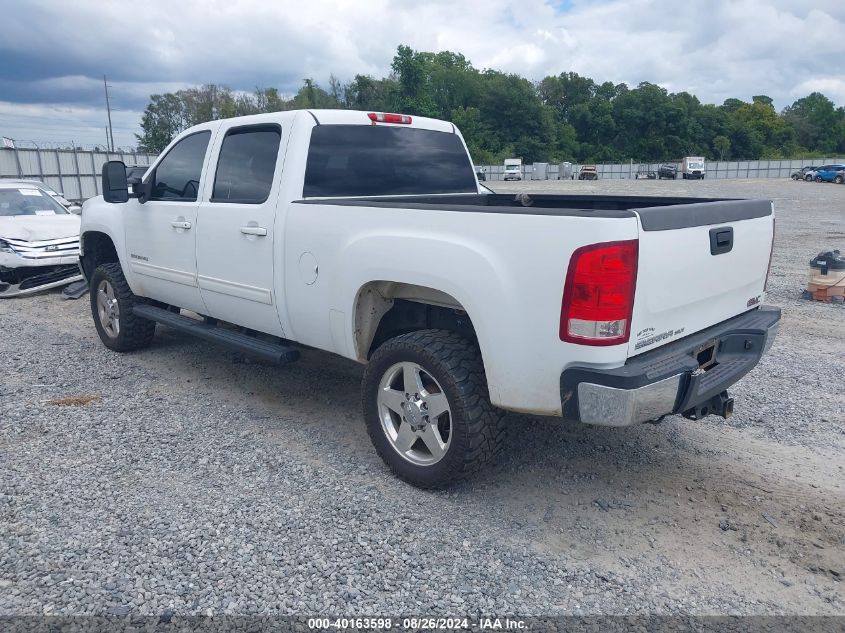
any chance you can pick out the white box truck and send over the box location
[503,159,522,181]
[682,157,706,179]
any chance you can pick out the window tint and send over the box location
[151,131,211,201]
[212,125,281,203]
[304,125,476,198]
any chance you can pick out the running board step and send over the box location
[132,304,300,364]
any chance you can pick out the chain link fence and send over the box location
[0,138,157,202]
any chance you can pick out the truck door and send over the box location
[195,123,285,336]
[123,129,213,313]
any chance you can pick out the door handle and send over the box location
[709,226,733,255]
[240,226,267,236]
[171,220,192,230]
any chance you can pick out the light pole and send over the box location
[104,75,114,152]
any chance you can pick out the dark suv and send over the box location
[124,165,149,182]
[658,164,677,180]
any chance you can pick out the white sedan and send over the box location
[0,182,83,297]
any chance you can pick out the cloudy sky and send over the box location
[1,0,843,148]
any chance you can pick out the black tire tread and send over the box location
[362,329,506,488]
[91,262,156,352]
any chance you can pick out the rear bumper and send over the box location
[560,306,781,426]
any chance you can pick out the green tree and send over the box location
[136,93,188,153]
[713,135,731,160]
[478,71,554,162]
[135,44,843,161]
[344,74,398,111]
[783,92,841,153]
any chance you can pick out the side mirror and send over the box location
[102,160,128,203]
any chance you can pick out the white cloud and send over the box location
[0,0,843,145]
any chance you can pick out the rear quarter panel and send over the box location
[281,200,639,415]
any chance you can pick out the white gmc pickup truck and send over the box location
[80,109,780,488]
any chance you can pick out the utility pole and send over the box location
[104,75,114,152]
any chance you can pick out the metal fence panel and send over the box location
[479,158,845,182]
[0,144,158,201]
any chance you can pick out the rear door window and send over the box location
[211,125,281,204]
[304,125,476,198]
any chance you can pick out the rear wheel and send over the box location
[362,330,506,488]
[90,263,155,352]
[805,174,813,182]
[835,175,844,184]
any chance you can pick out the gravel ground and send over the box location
[1,178,843,618]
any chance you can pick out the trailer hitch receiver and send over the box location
[682,391,734,421]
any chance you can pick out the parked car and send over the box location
[658,164,677,180]
[578,165,598,180]
[0,178,82,213]
[0,181,83,297]
[81,109,780,488]
[474,166,486,182]
[813,164,845,183]
[791,166,817,180]
[125,165,150,183]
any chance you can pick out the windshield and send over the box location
[689,162,704,169]
[0,188,69,216]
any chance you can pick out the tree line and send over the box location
[136,45,845,164]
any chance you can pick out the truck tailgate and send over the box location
[628,199,773,358]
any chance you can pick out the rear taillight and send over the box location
[560,240,639,345]
[765,216,775,291]
[367,112,412,124]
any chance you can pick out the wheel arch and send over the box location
[352,281,479,362]
[79,231,120,281]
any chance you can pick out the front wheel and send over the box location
[90,263,156,352]
[362,330,506,488]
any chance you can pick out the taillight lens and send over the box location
[560,240,638,345]
[367,112,412,124]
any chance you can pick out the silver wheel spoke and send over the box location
[394,421,418,452]
[377,360,452,467]
[96,281,119,338]
[381,388,407,417]
[423,392,449,419]
[403,364,424,395]
[418,425,446,459]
